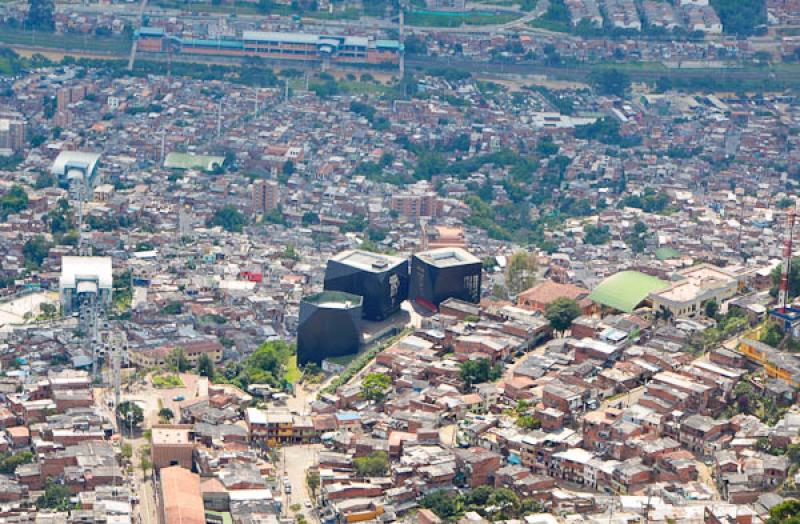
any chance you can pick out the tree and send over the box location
[771,257,800,299]
[0,185,29,219]
[25,0,54,30]
[36,481,72,510]
[197,353,215,379]
[505,251,537,296]
[0,451,34,474]
[22,235,51,268]
[166,347,190,372]
[404,34,428,55]
[161,302,184,315]
[121,443,133,460]
[485,488,521,521]
[353,451,389,477]
[117,401,144,432]
[216,340,295,390]
[583,224,610,245]
[306,470,320,499]
[704,299,719,319]
[421,490,462,520]
[768,499,800,524]
[544,297,581,336]
[210,205,247,233]
[35,171,57,189]
[626,220,649,253]
[139,446,153,478]
[590,69,630,97]
[301,211,320,226]
[39,303,57,319]
[710,0,766,37]
[158,407,175,421]
[283,160,295,177]
[760,321,784,348]
[360,373,391,402]
[459,358,501,388]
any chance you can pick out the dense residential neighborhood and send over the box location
[2,0,800,523]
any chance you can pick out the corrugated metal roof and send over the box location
[180,38,243,49]
[243,31,319,45]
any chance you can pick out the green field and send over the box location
[284,355,302,384]
[0,26,132,54]
[406,10,520,27]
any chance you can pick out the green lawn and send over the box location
[284,355,302,384]
[325,353,360,367]
[406,11,520,27]
[0,26,131,54]
[151,374,184,388]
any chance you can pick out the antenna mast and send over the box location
[779,209,796,312]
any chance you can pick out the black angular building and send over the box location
[324,250,409,321]
[410,248,482,310]
[297,291,363,365]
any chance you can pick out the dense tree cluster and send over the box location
[209,205,247,232]
[422,486,544,522]
[353,451,389,477]
[459,358,502,388]
[217,340,295,390]
[710,0,765,36]
[0,185,29,220]
[25,0,54,30]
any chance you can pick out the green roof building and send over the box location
[588,271,669,313]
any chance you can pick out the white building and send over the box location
[649,263,739,319]
[50,151,102,200]
[59,256,113,315]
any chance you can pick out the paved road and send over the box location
[94,387,159,524]
[280,444,322,523]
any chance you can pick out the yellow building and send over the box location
[738,338,800,388]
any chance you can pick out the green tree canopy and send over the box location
[505,251,538,296]
[197,353,215,379]
[210,205,247,232]
[158,407,175,421]
[590,69,630,97]
[711,0,765,36]
[583,224,610,245]
[353,451,389,477]
[771,257,800,299]
[360,372,392,402]
[0,185,29,219]
[25,0,55,30]
[704,299,719,319]
[459,358,501,388]
[117,401,144,430]
[0,451,34,475]
[23,236,51,268]
[36,481,72,510]
[544,297,581,335]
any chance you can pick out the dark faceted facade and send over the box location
[410,249,482,310]
[297,291,362,365]
[324,251,409,321]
